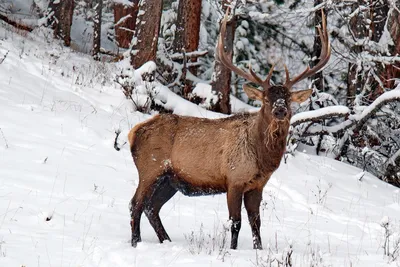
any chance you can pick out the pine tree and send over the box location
[172,0,202,97]
[130,0,164,68]
[310,0,326,92]
[211,1,236,114]
[114,0,139,48]
[92,0,103,59]
[48,0,75,46]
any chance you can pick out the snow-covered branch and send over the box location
[291,106,350,127]
[169,50,208,60]
[292,88,400,137]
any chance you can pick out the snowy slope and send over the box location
[1,26,400,267]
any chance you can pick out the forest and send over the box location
[1,0,400,185]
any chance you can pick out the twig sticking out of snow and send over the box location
[0,128,9,149]
[0,51,8,64]
[380,216,400,261]
[114,129,126,151]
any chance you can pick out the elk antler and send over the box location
[284,10,331,89]
[217,10,275,89]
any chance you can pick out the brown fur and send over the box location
[129,111,287,192]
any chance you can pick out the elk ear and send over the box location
[243,83,263,101]
[291,89,312,103]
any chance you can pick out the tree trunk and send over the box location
[346,0,368,106]
[370,0,389,42]
[211,1,235,114]
[364,0,390,99]
[114,0,139,49]
[311,0,325,92]
[48,0,75,47]
[92,0,103,59]
[172,0,202,98]
[370,0,399,91]
[384,6,400,89]
[130,0,163,68]
[312,4,327,155]
[369,4,400,187]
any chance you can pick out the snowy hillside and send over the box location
[1,26,400,267]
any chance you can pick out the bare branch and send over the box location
[0,13,33,32]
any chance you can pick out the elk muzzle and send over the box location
[272,99,288,120]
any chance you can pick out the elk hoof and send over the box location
[253,244,263,250]
[160,236,172,243]
[161,239,172,244]
[131,235,141,247]
[230,242,238,250]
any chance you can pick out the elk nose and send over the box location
[273,107,287,120]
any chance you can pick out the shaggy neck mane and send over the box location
[252,107,290,174]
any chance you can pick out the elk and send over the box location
[128,10,331,249]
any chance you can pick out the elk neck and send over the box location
[251,106,290,174]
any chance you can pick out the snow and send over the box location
[291,105,350,125]
[156,85,224,118]
[192,83,219,108]
[191,83,258,113]
[2,22,400,267]
[113,0,134,7]
[381,216,390,227]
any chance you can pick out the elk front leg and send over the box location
[244,188,263,249]
[227,186,244,249]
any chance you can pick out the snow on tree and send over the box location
[113,0,139,49]
[92,0,103,59]
[210,0,238,114]
[172,0,202,98]
[48,0,75,46]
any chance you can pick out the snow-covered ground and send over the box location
[1,24,400,267]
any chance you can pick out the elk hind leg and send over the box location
[130,185,147,247]
[144,174,177,243]
[244,188,263,249]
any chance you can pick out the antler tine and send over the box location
[248,63,264,84]
[284,64,291,84]
[262,63,276,87]
[284,9,331,89]
[217,9,264,86]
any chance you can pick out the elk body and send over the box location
[128,10,330,249]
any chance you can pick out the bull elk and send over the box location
[128,10,330,249]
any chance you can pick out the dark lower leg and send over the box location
[145,209,171,243]
[244,189,263,249]
[248,213,261,249]
[145,175,177,243]
[227,186,243,249]
[230,220,241,249]
[130,195,144,247]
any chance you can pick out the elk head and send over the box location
[217,10,331,122]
